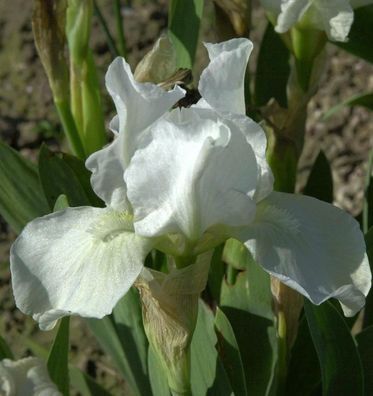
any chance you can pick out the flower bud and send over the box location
[134,34,178,84]
[32,0,69,102]
[135,253,211,394]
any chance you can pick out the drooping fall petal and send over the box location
[237,192,371,316]
[11,207,153,330]
[0,357,61,395]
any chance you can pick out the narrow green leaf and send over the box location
[333,5,373,63]
[148,301,233,395]
[0,140,49,233]
[53,194,70,211]
[323,93,373,120]
[69,366,112,396]
[62,151,103,207]
[304,300,364,396]
[286,315,321,395]
[255,22,290,108]
[47,317,70,396]
[0,334,14,360]
[148,346,171,396]
[207,243,225,304]
[214,307,248,396]
[191,301,233,395]
[168,0,204,68]
[223,238,248,270]
[220,241,277,395]
[38,145,103,209]
[222,239,273,320]
[112,288,152,396]
[303,151,333,203]
[191,301,219,395]
[87,304,149,396]
[356,326,373,396]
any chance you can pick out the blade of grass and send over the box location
[114,0,127,58]
[93,0,119,58]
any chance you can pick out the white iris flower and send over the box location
[10,38,371,331]
[0,357,61,395]
[261,0,373,42]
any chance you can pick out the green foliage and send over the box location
[221,239,278,395]
[323,93,373,120]
[68,367,113,396]
[0,334,14,360]
[255,22,290,108]
[148,345,171,396]
[356,326,373,396]
[38,145,103,209]
[87,291,151,396]
[303,151,333,203]
[168,0,204,68]
[305,301,364,396]
[0,141,49,233]
[333,5,373,64]
[286,316,321,395]
[112,288,152,395]
[214,307,248,396]
[47,318,70,396]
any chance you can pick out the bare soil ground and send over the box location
[0,0,372,393]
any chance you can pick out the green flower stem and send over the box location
[267,136,298,193]
[114,0,127,58]
[55,98,85,159]
[70,63,84,137]
[291,28,326,92]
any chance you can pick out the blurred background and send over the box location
[0,0,372,393]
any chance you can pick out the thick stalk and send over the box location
[55,98,85,159]
[69,63,84,136]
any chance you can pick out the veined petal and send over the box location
[313,0,353,42]
[10,207,153,330]
[236,192,371,316]
[275,0,311,33]
[85,136,128,210]
[198,38,253,115]
[125,108,258,241]
[227,112,274,201]
[0,357,61,395]
[106,57,185,165]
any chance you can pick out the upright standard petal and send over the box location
[237,192,371,316]
[313,0,353,42]
[0,357,61,396]
[275,0,311,33]
[85,136,128,211]
[11,207,153,330]
[227,112,274,202]
[198,38,253,115]
[125,108,258,241]
[105,57,185,165]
